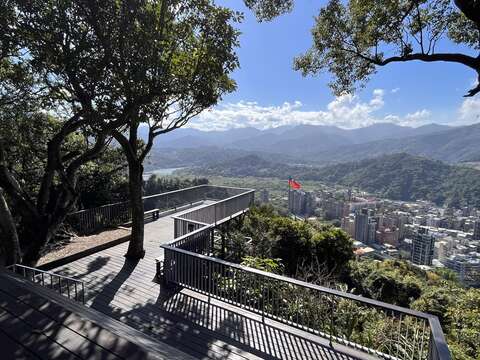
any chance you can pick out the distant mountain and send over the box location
[148,122,453,155]
[311,123,480,164]
[146,122,480,167]
[196,153,480,207]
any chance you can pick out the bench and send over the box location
[144,208,160,221]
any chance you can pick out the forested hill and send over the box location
[196,153,480,207]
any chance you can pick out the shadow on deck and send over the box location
[50,212,370,360]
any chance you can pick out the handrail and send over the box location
[171,216,209,227]
[168,224,213,248]
[178,189,255,225]
[162,244,431,320]
[159,183,450,360]
[428,317,452,360]
[67,184,253,234]
[7,264,85,304]
[162,244,450,359]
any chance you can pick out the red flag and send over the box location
[288,178,301,189]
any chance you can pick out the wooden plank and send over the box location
[0,327,40,360]
[57,264,331,359]
[0,288,121,360]
[0,272,195,360]
[0,308,78,360]
[43,213,376,360]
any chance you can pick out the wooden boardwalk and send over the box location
[0,270,192,360]
[52,211,374,360]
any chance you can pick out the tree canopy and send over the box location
[245,0,480,97]
[0,0,240,262]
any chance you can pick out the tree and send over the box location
[0,1,114,263]
[105,0,240,259]
[244,0,480,97]
[271,217,316,274]
[311,227,354,275]
[243,0,293,21]
[13,0,240,261]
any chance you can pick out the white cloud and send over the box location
[391,87,400,94]
[457,97,480,125]
[189,89,432,131]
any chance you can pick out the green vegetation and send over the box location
[224,207,479,359]
[194,153,480,207]
[144,176,208,196]
[217,206,354,277]
[266,0,480,97]
[1,0,241,264]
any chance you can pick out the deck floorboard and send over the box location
[51,210,374,360]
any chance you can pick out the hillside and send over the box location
[311,123,480,164]
[196,153,480,207]
[147,122,480,166]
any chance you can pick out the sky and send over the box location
[188,1,480,131]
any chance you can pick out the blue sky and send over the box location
[190,1,480,131]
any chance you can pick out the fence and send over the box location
[7,264,85,304]
[161,246,450,360]
[67,185,253,234]
[159,185,450,360]
[178,189,255,225]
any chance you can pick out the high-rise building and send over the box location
[354,208,369,243]
[341,215,356,239]
[304,192,316,216]
[367,220,377,245]
[444,253,480,286]
[377,227,400,247]
[323,199,346,220]
[411,227,436,266]
[259,189,269,203]
[473,220,480,240]
[288,190,315,216]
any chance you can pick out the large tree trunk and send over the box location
[125,160,145,259]
[0,188,21,265]
[20,219,54,266]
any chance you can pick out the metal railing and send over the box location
[7,264,85,304]
[159,184,450,360]
[161,246,450,360]
[67,185,253,234]
[168,225,214,254]
[177,189,255,226]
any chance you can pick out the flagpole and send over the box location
[287,177,291,215]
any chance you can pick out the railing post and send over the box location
[329,293,334,347]
[208,260,212,305]
[261,276,265,323]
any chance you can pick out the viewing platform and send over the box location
[4,185,451,360]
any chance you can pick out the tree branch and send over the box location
[454,0,480,27]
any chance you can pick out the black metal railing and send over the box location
[177,189,255,226]
[161,245,450,360]
[7,264,85,304]
[159,183,450,360]
[67,185,253,234]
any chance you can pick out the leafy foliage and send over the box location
[218,207,478,358]
[226,205,354,276]
[144,175,208,196]
[294,0,480,96]
[243,0,293,21]
[241,256,284,274]
[199,152,480,207]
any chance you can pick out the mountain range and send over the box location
[145,122,480,167]
[194,153,480,207]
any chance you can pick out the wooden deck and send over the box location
[0,270,192,360]
[52,211,375,360]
